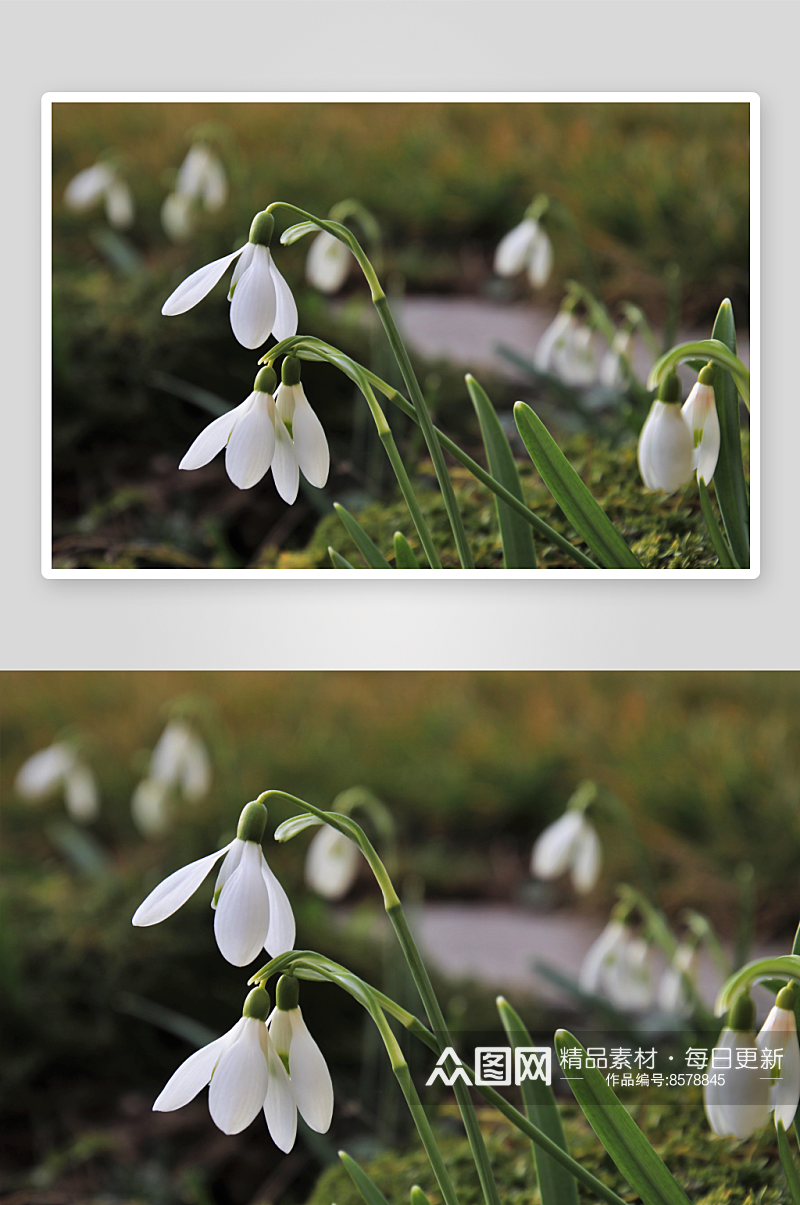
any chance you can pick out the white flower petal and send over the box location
[682,384,721,486]
[182,735,211,802]
[208,1018,270,1135]
[527,229,553,288]
[269,1009,293,1059]
[212,839,244,911]
[105,179,134,230]
[570,821,601,894]
[290,386,329,488]
[179,396,254,472]
[637,401,694,494]
[176,145,210,199]
[162,247,244,317]
[758,1005,800,1128]
[154,1019,244,1112]
[214,840,271,965]
[270,259,299,342]
[306,232,351,294]
[132,843,232,926]
[202,157,228,211]
[161,192,195,242]
[131,778,171,837]
[288,1009,334,1132]
[705,1030,772,1138]
[64,163,114,209]
[270,415,300,504]
[64,764,100,823]
[225,392,277,489]
[261,854,296,955]
[535,311,574,372]
[555,323,596,387]
[305,826,360,900]
[228,242,255,297]
[150,720,190,784]
[494,219,538,277]
[578,920,626,995]
[15,744,75,799]
[230,244,277,349]
[262,1028,297,1152]
[531,811,584,879]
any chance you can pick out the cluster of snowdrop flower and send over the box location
[64,159,135,231]
[579,914,657,1012]
[161,142,228,243]
[133,798,334,1146]
[705,986,800,1140]
[531,792,602,895]
[162,209,330,500]
[15,739,99,823]
[637,365,720,494]
[131,717,212,838]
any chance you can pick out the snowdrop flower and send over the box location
[494,216,553,289]
[705,993,772,1139]
[176,143,228,212]
[132,799,295,966]
[154,986,291,1137]
[535,311,596,386]
[15,742,99,823]
[151,718,211,803]
[306,230,352,294]
[131,777,171,838]
[599,329,633,390]
[579,919,656,1012]
[531,808,601,894]
[305,823,360,900]
[579,919,628,995]
[681,364,721,485]
[265,975,335,1151]
[274,355,330,497]
[757,985,800,1129]
[638,372,695,494]
[162,210,297,350]
[657,942,698,1017]
[160,192,196,243]
[64,161,134,230]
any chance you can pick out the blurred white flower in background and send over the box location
[599,328,633,390]
[161,143,228,242]
[531,807,601,894]
[305,824,360,900]
[494,216,553,289]
[535,311,597,386]
[150,718,211,802]
[305,230,352,294]
[64,161,134,230]
[579,918,656,1012]
[15,741,100,823]
[657,941,698,1017]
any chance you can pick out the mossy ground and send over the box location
[262,432,749,571]
[308,1095,790,1205]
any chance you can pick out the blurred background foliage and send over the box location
[1,671,796,1203]
[51,101,750,569]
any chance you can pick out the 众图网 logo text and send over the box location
[425,1046,552,1087]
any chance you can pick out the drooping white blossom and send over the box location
[150,719,211,803]
[306,231,352,294]
[637,400,695,493]
[681,376,721,486]
[657,942,698,1017]
[705,1029,772,1139]
[531,809,601,895]
[274,379,330,496]
[15,742,99,823]
[162,210,297,350]
[757,989,800,1130]
[266,976,335,1150]
[535,312,597,386]
[599,329,633,390]
[132,801,295,966]
[579,920,656,1012]
[64,161,134,230]
[305,824,361,900]
[494,217,553,289]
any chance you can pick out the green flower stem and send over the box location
[697,479,737,568]
[647,340,750,411]
[268,202,474,568]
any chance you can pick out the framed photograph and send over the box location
[43,92,758,578]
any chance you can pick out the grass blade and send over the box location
[393,531,420,568]
[709,300,750,567]
[329,547,356,569]
[554,1031,692,1205]
[333,503,392,568]
[777,1122,800,1204]
[466,375,537,568]
[698,479,736,568]
[497,997,578,1205]
[513,403,641,568]
[340,1150,394,1205]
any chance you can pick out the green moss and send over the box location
[263,432,749,570]
[307,1092,787,1205]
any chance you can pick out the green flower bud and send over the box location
[657,370,681,404]
[254,365,278,395]
[276,974,300,1011]
[249,210,275,247]
[237,800,268,843]
[698,362,716,386]
[242,985,271,1021]
[776,983,796,1011]
[281,356,302,387]
[729,990,756,1032]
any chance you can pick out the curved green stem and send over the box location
[268,201,474,567]
[647,340,750,411]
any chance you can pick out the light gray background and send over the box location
[3,1,793,670]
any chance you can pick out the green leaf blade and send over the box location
[709,300,750,568]
[329,547,356,569]
[497,998,578,1205]
[333,504,392,569]
[466,375,537,568]
[554,1031,692,1205]
[339,1150,394,1205]
[393,531,420,568]
[513,403,641,568]
[777,1122,800,1204]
